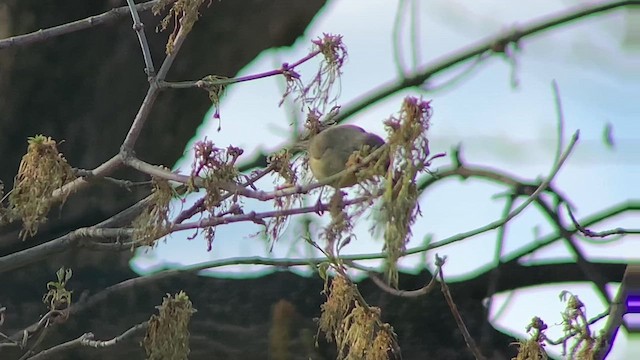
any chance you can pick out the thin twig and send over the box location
[332,1,640,123]
[534,198,612,303]
[83,322,148,348]
[17,314,54,360]
[419,164,640,259]
[392,0,410,77]
[565,203,640,238]
[546,310,609,346]
[345,254,440,298]
[0,0,167,50]
[531,80,610,302]
[171,163,277,225]
[551,80,565,167]
[368,268,439,298]
[159,49,322,89]
[420,130,580,251]
[27,322,148,360]
[51,155,123,203]
[0,228,132,273]
[594,264,640,359]
[95,194,158,228]
[409,0,421,70]
[0,194,377,273]
[421,53,491,94]
[482,195,515,341]
[14,309,64,348]
[26,333,92,360]
[126,0,156,77]
[437,256,487,360]
[73,169,151,189]
[170,195,371,232]
[120,21,189,153]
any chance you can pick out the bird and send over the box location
[307,124,386,188]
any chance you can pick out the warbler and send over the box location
[307,124,386,188]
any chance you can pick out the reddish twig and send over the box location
[565,203,640,238]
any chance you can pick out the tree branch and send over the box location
[595,264,640,359]
[534,197,612,302]
[126,0,156,77]
[236,0,640,173]
[27,322,148,360]
[437,256,487,360]
[415,130,579,252]
[0,228,131,273]
[565,203,640,238]
[333,1,640,123]
[0,0,167,50]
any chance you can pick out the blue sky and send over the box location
[131,1,640,358]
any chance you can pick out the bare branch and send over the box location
[73,169,151,190]
[482,195,515,340]
[14,310,67,360]
[595,264,640,359]
[83,321,148,348]
[418,53,491,94]
[120,17,191,154]
[0,228,132,273]
[3,259,624,348]
[534,197,612,302]
[26,333,92,360]
[367,268,439,298]
[27,322,148,360]
[126,0,156,77]
[418,160,640,260]
[551,80,566,166]
[417,130,579,252]
[0,193,377,273]
[437,256,487,360]
[333,1,640,123]
[0,0,166,50]
[51,155,123,204]
[392,0,410,77]
[565,203,640,238]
